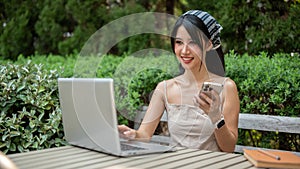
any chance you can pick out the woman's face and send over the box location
[174,25,203,72]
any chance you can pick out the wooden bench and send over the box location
[134,111,300,156]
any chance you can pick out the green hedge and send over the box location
[0,61,67,154]
[113,54,179,123]
[0,54,123,154]
[1,52,299,154]
[226,51,300,117]
[226,51,300,151]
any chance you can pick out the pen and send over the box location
[258,149,281,160]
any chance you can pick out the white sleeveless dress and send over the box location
[163,79,226,151]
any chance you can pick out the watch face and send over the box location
[217,119,225,129]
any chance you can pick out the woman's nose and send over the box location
[182,44,190,54]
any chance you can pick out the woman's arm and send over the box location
[136,81,166,140]
[214,79,240,152]
[118,81,166,141]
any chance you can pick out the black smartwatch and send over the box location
[215,116,225,129]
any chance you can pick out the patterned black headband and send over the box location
[183,10,223,49]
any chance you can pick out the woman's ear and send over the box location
[206,41,213,51]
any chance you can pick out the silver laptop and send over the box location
[58,78,175,156]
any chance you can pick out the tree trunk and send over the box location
[166,0,175,15]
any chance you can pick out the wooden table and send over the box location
[8,146,256,169]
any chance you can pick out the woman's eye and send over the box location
[175,40,183,44]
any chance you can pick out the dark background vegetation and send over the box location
[0,0,299,60]
[0,0,299,154]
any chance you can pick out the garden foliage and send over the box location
[0,61,67,154]
[128,68,173,110]
[0,52,299,154]
[1,0,299,60]
[226,51,300,151]
[113,54,179,122]
[215,0,300,55]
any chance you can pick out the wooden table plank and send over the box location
[8,146,73,159]
[203,156,249,169]
[30,150,111,169]
[13,149,96,168]
[112,151,193,168]
[61,155,118,169]
[10,147,92,168]
[225,160,254,169]
[81,156,140,169]
[127,149,212,169]
[9,146,87,161]
[81,148,195,169]
[152,151,227,169]
[119,149,223,168]
[177,152,239,169]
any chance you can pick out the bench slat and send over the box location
[137,111,300,134]
[238,113,300,134]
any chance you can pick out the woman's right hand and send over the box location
[194,89,222,124]
[118,124,136,140]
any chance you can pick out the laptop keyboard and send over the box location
[121,144,147,151]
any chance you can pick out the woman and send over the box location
[118,10,240,152]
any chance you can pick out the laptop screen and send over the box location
[58,78,121,154]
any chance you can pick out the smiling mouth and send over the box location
[181,57,194,63]
[181,57,193,61]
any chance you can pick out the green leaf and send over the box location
[23,142,31,148]
[32,142,38,149]
[38,112,44,121]
[38,86,45,93]
[2,134,9,141]
[10,131,21,137]
[29,120,35,128]
[17,145,24,152]
[9,143,16,151]
[17,84,26,93]
[0,142,6,148]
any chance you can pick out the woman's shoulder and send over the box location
[156,78,177,90]
[224,78,237,87]
[223,77,238,93]
[211,75,236,87]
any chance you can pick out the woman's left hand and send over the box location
[193,89,222,124]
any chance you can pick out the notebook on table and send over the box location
[243,149,300,169]
[57,78,175,156]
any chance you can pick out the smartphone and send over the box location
[201,82,224,95]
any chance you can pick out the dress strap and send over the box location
[218,77,228,96]
[163,80,169,105]
[222,77,228,86]
[219,77,228,112]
